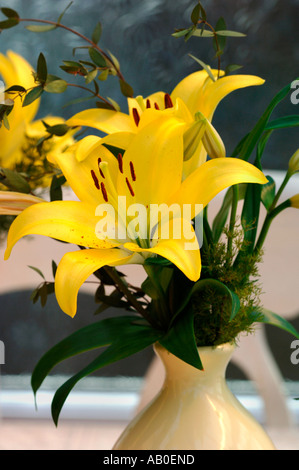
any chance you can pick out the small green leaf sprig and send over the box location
[0,3,134,130]
[173,1,245,80]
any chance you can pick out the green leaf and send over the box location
[26,24,57,32]
[192,29,214,38]
[50,174,66,201]
[5,85,26,93]
[235,81,296,161]
[92,22,102,44]
[28,266,45,280]
[188,54,216,82]
[1,7,19,18]
[172,27,194,38]
[257,309,299,339]
[0,167,31,193]
[216,30,246,37]
[261,176,276,211]
[57,1,73,24]
[31,316,161,393]
[191,3,201,25]
[85,69,98,84]
[234,182,262,264]
[106,97,120,111]
[44,123,70,136]
[224,64,243,75]
[265,115,299,130]
[214,17,226,52]
[52,260,58,278]
[44,78,67,93]
[88,47,106,68]
[159,307,203,371]
[119,79,134,98]
[212,184,247,242]
[22,86,43,107]
[37,53,47,83]
[0,18,18,28]
[30,316,162,424]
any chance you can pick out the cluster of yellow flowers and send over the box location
[1,51,271,317]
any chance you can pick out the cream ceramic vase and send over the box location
[113,342,276,450]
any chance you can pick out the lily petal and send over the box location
[66,108,134,134]
[124,233,201,282]
[169,157,268,216]
[198,74,265,120]
[119,115,186,206]
[55,248,143,317]
[4,200,118,259]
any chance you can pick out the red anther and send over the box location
[100,182,109,202]
[129,161,136,181]
[91,169,100,189]
[154,102,160,110]
[98,157,105,178]
[117,153,124,174]
[146,99,151,108]
[164,93,173,109]
[126,177,135,197]
[132,107,140,126]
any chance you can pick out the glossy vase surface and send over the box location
[113,342,276,450]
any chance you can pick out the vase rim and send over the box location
[155,340,236,355]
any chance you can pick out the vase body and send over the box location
[113,342,275,450]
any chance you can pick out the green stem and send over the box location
[67,83,112,107]
[226,185,239,264]
[102,266,149,317]
[143,265,170,328]
[18,17,125,82]
[269,171,292,211]
[254,199,291,255]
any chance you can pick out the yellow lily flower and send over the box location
[0,50,40,167]
[0,51,76,187]
[0,191,44,215]
[5,115,268,318]
[66,69,264,175]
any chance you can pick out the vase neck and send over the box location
[154,342,235,384]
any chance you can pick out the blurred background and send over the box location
[0,0,298,446]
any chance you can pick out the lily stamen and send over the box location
[126,177,135,197]
[154,103,160,110]
[117,153,124,174]
[100,181,109,202]
[91,169,100,190]
[132,108,140,126]
[164,93,173,109]
[146,99,151,108]
[129,161,136,181]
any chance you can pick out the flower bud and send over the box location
[202,117,226,159]
[290,194,299,208]
[288,149,299,174]
[183,114,207,161]
[0,191,44,215]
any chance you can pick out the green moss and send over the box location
[192,225,264,347]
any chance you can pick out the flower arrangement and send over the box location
[0,1,298,428]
